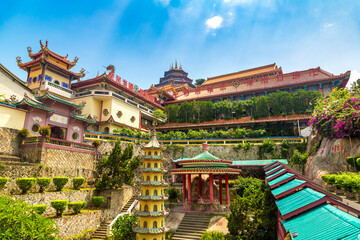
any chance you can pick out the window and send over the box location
[45,75,52,82]
[103,109,109,116]
[154,163,158,168]
[153,221,157,228]
[153,205,157,211]
[54,80,60,85]
[72,132,79,141]
[154,151,158,156]
[32,77,37,83]
[154,190,158,196]
[148,151,151,156]
[161,204,163,210]
[154,176,158,181]
[146,176,150,181]
[147,163,151,168]
[28,77,32,84]
[62,82,69,88]
[161,190,162,195]
[104,127,109,133]
[38,75,42,81]
[117,111,122,118]
[130,116,136,123]
[31,123,40,134]
[145,190,149,195]
[143,221,147,228]
[144,205,148,211]
[161,220,163,226]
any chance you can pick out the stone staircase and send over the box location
[91,196,136,239]
[0,154,38,167]
[172,212,211,240]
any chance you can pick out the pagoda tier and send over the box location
[137,181,169,187]
[134,209,170,217]
[136,195,169,201]
[140,156,168,161]
[133,226,169,234]
[136,167,167,173]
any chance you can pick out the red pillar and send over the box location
[225,173,230,206]
[209,173,214,203]
[182,174,186,203]
[198,174,202,197]
[187,174,192,203]
[219,174,223,204]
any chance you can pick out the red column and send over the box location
[209,173,214,203]
[187,174,192,203]
[182,174,186,203]
[198,174,202,197]
[225,173,230,206]
[219,174,223,204]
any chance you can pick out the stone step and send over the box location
[0,160,39,167]
[0,155,21,162]
[172,212,211,240]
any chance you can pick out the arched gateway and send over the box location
[170,143,241,209]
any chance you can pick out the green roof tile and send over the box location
[271,179,306,197]
[36,92,84,108]
[265,165,282,174]
[70,113,96,123]
[16,98,55,112]
[276,188,325,216]
[191,151,220,160]
[232,159,288,166]
[267,169,286,180]
[283,204,360,240]
[268,173,295,187]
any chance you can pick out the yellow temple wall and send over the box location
[74,97,101,120]
[141,186,165,196]
[110,98,140,129]
[0,105,26,130]
[139,201,165,212]
[47,56,68,69]
[142,173,164,181]
[142,160,163,168]
[44,69,70,86]
[28,68,42,89]
[137,233,165,240]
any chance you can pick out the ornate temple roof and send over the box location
[16,96,55,112]
[143,131,163,149]
[70,113,96,123]
[35,92,84,109]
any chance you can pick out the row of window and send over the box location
[139,219,163,229]
[143,162,163,168]
[30,123,79,141]
[142,189,163,196]
[139,238,163,240]
[28,75,69,88]
[140,203,164,212]
[147,151,162,156]
[143,175,163,181]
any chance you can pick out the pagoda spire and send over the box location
[175,60,178,69]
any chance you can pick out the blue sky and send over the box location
[1,0,360,88]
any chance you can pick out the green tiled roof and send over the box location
[267,169,286,180]
[172,158,190,163]
[268,173,294,187]
[138,181,168,186]
[134,210,169,217]
[191,151,220,160]
[142,156,167,161]
[283,204,360,240]
[16,98,55,112]
[36,92,84,108]
[232,159,288,166]
[271,179,306,197]
[265,165,282,174]
[132,226,167,234]
[181,166,234,170]
[136,195,168,201]
[70,113,96,123]
[276,188,325,216]
[137,168,167,173]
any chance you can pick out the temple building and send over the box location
[165,63,350,104]
[133,132,169,240]
[15,40,96,142]
[171,143,241,211]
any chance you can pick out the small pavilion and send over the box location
[170,143,241,208]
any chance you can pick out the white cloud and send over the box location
[347,70,360,89]
[155,0,170,6]
[322,23,335,31]
[223,0,255,4]
[205,16,224,30]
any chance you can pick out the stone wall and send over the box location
[11,190,94,215]
[53,210,103,237]
[0,127,20,155]
[0,162,95,194]
[305,136,360,184]
[90,140,144,158]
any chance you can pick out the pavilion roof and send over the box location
[16,97,55,112]
[143,131,163,149]
[70,113,96,123]
[35,92,84,109]
[232,159,288,167]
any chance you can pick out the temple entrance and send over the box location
[50,126,66,140]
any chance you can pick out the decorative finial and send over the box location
[202,143,208,152]
[175,60,177,69]
[40,40,44,49]
[180,64,182,70]
[27,46,32,53]
[64,54,68,60]
[106,64,115,73]
[73,56,79,62]
[16,56,22,63]
[45,40,48,47]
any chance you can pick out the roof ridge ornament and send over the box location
[202,143,208,152]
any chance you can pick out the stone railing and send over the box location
[21,136,95,154]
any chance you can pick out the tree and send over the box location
[95,143,141,192]
[111,214,137,240]
[0,196,59,239]
[227,177,277,240]
[195,78,205,85]
[152,109,167,126]
[164,104,180,122]
[179,101,192,122]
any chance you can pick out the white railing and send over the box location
[40,81,74,98]
[108,199,139,235]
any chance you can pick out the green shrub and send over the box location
[92,139,101,147]
[50,200,68,217]
[36,177,51,193]
[73,177,85,190]
[16,178,36,194]
[111,214,137,240]
[200,231,226,240]
[346,156,360,170]
[68,201,87,214]
[165,187,179,202]
[0,197,58,239]
[289,150,309,166]
[32,204,47,215]
[53,177,69,191]
[17,128,29,138]
[38,126,51,137]
[91,196,104,207]
[0,177,9,190]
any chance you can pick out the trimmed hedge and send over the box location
[91,196,104,207]
[322,172,360,192]
[68,201,87,214]
[36,177,51,193]
[73,177,85,190]
[32,204,47,215]
[346,156,360,170]
[53,177,69,191]
[50,200,68,217]
[16,178,36,194]
[0,177,9,190]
